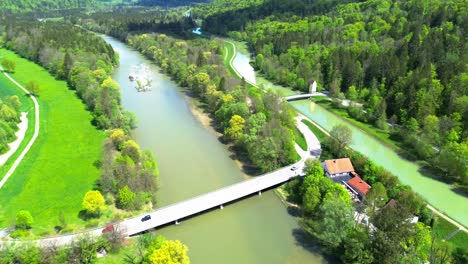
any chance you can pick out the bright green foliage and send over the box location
[26,80,40,96]
[403,222,432,263]
[118,185,136,210]
[436,141,468,184]
[328,124,352,156]
[364,182,388,214]
[0,95,21,154]
[313,196,354,248]
[110,129,127,150]
[303,158,323,177]
[149,240,190,264]
[82,190,105,214]
[1,58,16,73]
[302,185,321,215]
[122,139,141,162]
[225,114,245,142]
[341,227,374,264]
[16,210,33,229]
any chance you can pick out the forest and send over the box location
[195,0,468,185]
[73,7,195,41]
[0,0,95,13]
[1,19,159,212]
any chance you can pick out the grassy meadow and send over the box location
[0,49,106,235]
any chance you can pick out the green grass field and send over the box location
[301,119,328,142]
[293,127,307,151]
[0,49,106,235]
[432,217,468,250]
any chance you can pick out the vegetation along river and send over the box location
[232,46,468,227]
[102,35,326,263]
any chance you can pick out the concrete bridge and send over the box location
[123,161,305,236]
[1,117,320,247]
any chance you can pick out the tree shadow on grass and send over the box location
[452,186,468,198]
[78,210,99,221]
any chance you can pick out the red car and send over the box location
[102,225,114,233]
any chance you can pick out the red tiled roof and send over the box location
[347,175,371,196]
[324,158,355,175]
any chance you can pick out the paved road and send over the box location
[0,66,40,190]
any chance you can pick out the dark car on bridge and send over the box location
[141,215,151,222]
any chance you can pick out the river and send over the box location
[231,43,468,227]
[102,36,326,263]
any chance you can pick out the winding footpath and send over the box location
[0,66,40,190]
[224,40,468,233]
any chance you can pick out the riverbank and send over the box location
[0,112,28,166]
[183,92,266,177]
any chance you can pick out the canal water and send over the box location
[102,36,326,263]
[231,44,468,227]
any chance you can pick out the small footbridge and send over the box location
[285,92,328,102]
[123,162,305,236]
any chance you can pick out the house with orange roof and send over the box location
[323,158,372,201]
[323,158,355,183]
[346,174,371,200]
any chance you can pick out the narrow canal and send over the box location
[102,36,326,263]
[231,43,468,227]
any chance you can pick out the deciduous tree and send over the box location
[82,190,105,215]
[1,58,16,73]
[225,114,245,143]
[26,80,41,96]
[118,185,136,209]
[16,210,34,229]
[149,240,190,264]
[328,125,353,156]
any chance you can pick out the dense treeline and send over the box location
[286,126,465,263]
[0,232,190,264]
[1,20,159,211]
[127,33,298,172]
[199,0,468,185]
[137,0,210,7]
[0,0,95,13]
[0,95,21,154]
[73,8,195,41]
[1,20,131,131]
[192,0,359,35]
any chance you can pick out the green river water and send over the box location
[231,45,468,227]
[103,36,326,263]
